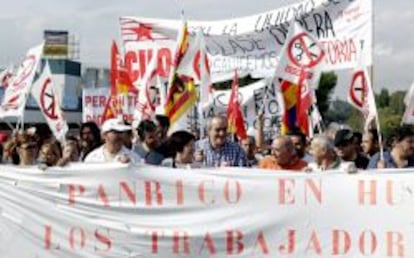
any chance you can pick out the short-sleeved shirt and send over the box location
[368,151,414,169]
[196,139,247,167]
[258,156,307,171]
[84,146,141,163]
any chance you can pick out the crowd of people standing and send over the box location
[1,114,414,172]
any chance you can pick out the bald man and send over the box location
[258,136,307,171]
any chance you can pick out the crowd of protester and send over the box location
[1,114,414,172]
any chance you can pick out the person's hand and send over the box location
[118,154,131,164]
[377,159,386,169]
[194,150,204,163]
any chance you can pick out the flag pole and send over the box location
[370,0,384,160]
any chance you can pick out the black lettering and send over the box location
[228,39,247,54]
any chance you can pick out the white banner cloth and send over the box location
[0,164,412,257]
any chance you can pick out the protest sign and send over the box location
[0,164,412,257]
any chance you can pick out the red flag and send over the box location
[102,41,138,123]
[227,70,247,140]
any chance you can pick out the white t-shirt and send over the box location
[84,145,141,164]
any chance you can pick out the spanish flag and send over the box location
[227,70,247,140]
[164,21,197,124]
[280,79,311,136]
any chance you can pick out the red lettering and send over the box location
[279,229,295,254]
[68,184,85,206]
[387,231,405,257]
[97,184,110,207]
[119,181,136,205]
[199,233,216,255]
[157,48,172,77]
[69,227,86,250]
[125,51,139,82]
[44,225,60,250]
[386,180,401,205]
[359,230,377,255]
[224,179,242,204]
[279,179,295,205]
[198,180,215,205]
[358,180,377,205]
[305,179,322,204]
[173,231,190,254]
[253,231,269,254]
[145,181,163,206]
[306,230,322,255]
[226,230,244,255]
[176,180,184,205]
[332,230,351,255]
[94,228,112,252]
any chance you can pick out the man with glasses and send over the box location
[196,116,247,167]
[84,118,140,163]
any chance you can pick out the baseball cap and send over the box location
[334,129,354,147]
[101,118,132,133]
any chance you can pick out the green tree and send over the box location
[377,88,390,108]
[315,72,338,118]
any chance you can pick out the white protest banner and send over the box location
[202,78,283,137]
[82,87,110,126]
[120,0,372,83]
[31,62,68,141]
[83,88,140,127]
[0,164,412,257]
[0,43,44,118]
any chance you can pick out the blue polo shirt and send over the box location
[367,151,414,169]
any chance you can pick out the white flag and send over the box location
[348,67,378,130]
[31,62,68,142]
[402,82,414,124]
[0,43,44,118]
[275,21,325,86]
[134,56,158,121]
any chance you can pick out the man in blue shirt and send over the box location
[196,116,247,167]
[368,126,414,169]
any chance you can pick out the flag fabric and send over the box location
[0,66,14,89]
[102,41,137,123]
[347,66,378,130]
[402,82,414,124]
[135,56,159,121]
[164,20,197,125]
[0,43,44,118]
[276,21,325,137]
[275,21,325,87]
[31,62,68,142]
[227,70,247,140]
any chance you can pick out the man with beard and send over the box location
[134,120,165,165]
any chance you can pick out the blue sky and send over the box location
[0,0,413,97]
